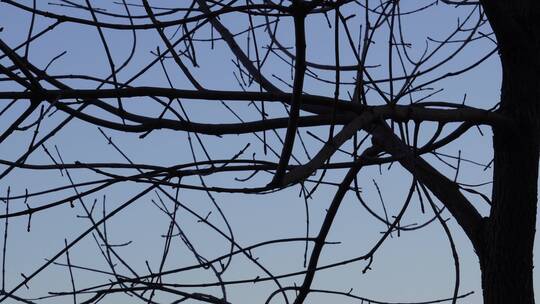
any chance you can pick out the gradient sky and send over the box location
[0,1,538,303]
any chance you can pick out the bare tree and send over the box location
[0,0,537,303]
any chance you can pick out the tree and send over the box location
[0,0,537,303]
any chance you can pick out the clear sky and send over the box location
[0,1,538,303]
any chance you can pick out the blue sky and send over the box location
[0,1,537,303]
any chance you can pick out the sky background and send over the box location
[0,1,538,303]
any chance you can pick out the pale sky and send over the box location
[0,1,537,303]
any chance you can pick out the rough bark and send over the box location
[479,1,540,302]
[480,128,538,303]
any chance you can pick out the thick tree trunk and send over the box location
[480,128,538,303]
[479,1,540,303]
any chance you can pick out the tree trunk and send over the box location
[480,127,538,303]
[479,1,540,303]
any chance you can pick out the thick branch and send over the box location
[370,123,484,247]
[0,89,510,126]
[273,8,308,183]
